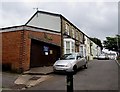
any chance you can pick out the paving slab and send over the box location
[23,66,53,75]
[14,74,52,89]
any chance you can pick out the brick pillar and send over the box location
[19,30,26,73]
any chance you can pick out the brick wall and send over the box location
[22,30,31,71]
[2,31,22,72]
[28,31,61,46]
[2,29,61,72]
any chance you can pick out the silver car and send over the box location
[53,53,88,73]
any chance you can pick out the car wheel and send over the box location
[73,65,77,73]
[84,63,88,69]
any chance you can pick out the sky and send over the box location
[0,0,119,42]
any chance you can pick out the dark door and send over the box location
[30,39,60,68]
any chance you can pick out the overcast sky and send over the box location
[0,0,119,42]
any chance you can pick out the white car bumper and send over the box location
[53,66,73,72]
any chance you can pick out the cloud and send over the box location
[0,1,118,41]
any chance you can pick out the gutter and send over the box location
[115,60,120,66]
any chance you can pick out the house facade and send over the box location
[1,11,101,72]
[61,16,84,55]
[90,40,101,59]
[80,35,101,61]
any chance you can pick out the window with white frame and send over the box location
[64,38,75,54]
[66,41,70,54]
[65,23,69,35]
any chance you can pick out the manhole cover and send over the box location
[29,76,41,80]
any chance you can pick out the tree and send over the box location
[103,35,120,54]
[90,37,103,50]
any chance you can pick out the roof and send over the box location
[0,25,61,35]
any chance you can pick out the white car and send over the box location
[108,53,117,60]
[53,53,88,73]
[98,54,109,60]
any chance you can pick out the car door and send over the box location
[76,55,83,68]
[82,57,86,65]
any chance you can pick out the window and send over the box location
[72,42,75,52]
[80,45,83,57]
[72,28,75,38]
[64,39,75,54]
[60,53,76,60]
[66,41,70,54]
[75,31,79,40]
[65,23,69,35]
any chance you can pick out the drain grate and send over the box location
[29,76,41,80]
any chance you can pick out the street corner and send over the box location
[13,74,53,90]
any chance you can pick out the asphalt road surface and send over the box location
[26,60,119,91]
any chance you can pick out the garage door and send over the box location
[30,39,60,68]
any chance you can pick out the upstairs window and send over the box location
[75,31,79,40]
[65,23,69,35]
[72,28,75,38]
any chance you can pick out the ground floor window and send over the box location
[64,38,75,54]
[80,45,83,56]
[80,44,86,57]
[66,41,70,54]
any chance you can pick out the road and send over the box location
[25,60,119,91]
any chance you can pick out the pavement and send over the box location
[23,66,53,75]
[13,74,52,90]
[2,66,54,90]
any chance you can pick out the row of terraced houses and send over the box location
[0,11,101,73]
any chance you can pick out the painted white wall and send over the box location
[91,41,101,58]
[84,36,91,60]
[27,13,61,32]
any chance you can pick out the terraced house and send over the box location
[0,11,101,72]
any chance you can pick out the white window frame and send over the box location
[64,38,75,54]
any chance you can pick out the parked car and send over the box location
[53,53,88,73]
[107,52,117,60]
[98,54,109,60]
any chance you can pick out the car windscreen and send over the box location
[60,54,76,60]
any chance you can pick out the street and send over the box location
[2,60,119,92]
[26,60,119,91]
